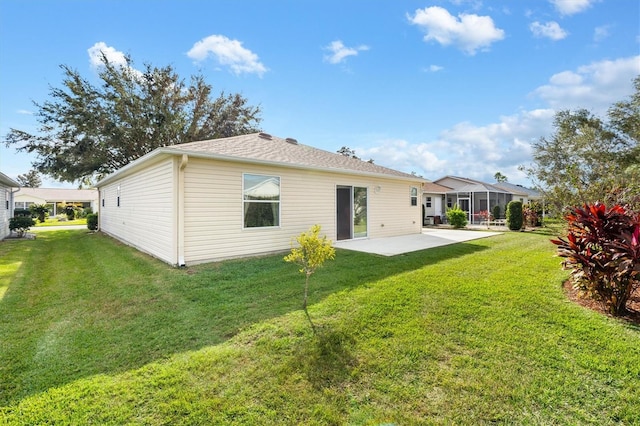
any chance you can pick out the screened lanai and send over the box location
[444,182,514,224]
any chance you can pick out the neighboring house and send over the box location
[422,182,452,225]
[0,172,20,239]
[97,132,426,266]
[14,188,99,216]
[433,176,539,224]
[493,181,542,204]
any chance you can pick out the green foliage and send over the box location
[86,213,98,231]
[494,172,508,183]
[13,208,32,218]
[551,203,640,316]
[9,216,35,235]
[506,201,523,230]
[524,75,640,213]
[4,54,262,183]
[64,205,76,221]
[523,201,543,227]
[492,204,502,220]
[446,204,467,228]
[284,225,336,312]
[15,169,41,187]
[29,203,49,223]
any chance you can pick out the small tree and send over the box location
[506,201,523,230]
[284,225,336,329]
[446,204,467,228]
[9,217,35,237]
[29,204,49,223]
[551,203,640,316]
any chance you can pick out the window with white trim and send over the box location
[243,174,280,228]
[426,196,432,208]
[410,187,418,206]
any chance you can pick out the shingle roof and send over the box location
[493,182,541,198]
[166,133,422,180]
[423,182,452,193]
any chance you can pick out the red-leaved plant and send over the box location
[551,203,640,316]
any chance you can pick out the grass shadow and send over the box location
[295,325,358,390]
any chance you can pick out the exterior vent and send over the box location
[285,138,298,145]
[258,132,272,140]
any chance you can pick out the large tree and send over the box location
[4,54,262,183]
[525,76,640,214]
[15,170,42,187]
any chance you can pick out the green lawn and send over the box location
[0,229,638,424]
[34,218,87,227]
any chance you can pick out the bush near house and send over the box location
[446,204,467,228]
[492,205,501,220]
[87,213,98,231]
[552,203,640,316]
[9,216,36,236]
[506,201,523,230]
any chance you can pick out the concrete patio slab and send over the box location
[333,228,502,256]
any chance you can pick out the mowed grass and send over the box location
[0,229,639,424]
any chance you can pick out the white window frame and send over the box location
[242,173,281,229]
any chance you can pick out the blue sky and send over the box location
[1,0,638,188]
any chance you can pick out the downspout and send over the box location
[9,187,20,218]
[177,154,188,267]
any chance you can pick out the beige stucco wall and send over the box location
[99,157,177,264]
[182,157,423,265]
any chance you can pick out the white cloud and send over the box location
[88,42,128,68]
[549,0,596,16]
[532,55,640,114]
[425,65,444,72]
[408,6,505,55]
[187,35,267,77]
[593,25,611,42]
[356,109,555,183]
[323,40,369,64]
[16,109,33,115]
[530,21,568,40]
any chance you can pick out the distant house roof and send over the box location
[434,175,541,197]
[99,132,426,186]
[493,182,542,198]
[14,187,98,202]
[423,182,452,193]
[434,176,510,193]
[0,171,19,187]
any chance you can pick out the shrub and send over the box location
[506,201,523,230]
[87,213,99,231]
[13,208,32,218]
[9,216,36,236]
[64,205,76,221]
[551,203,640,316]
[492,205,502,220]
[29,203,49,223]
[446,204,467,229]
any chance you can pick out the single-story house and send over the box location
[431,176,540,225]
[14,188,99,216]
[96,132,427,266]
[422,182,452,225]
[0,172,20,239]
